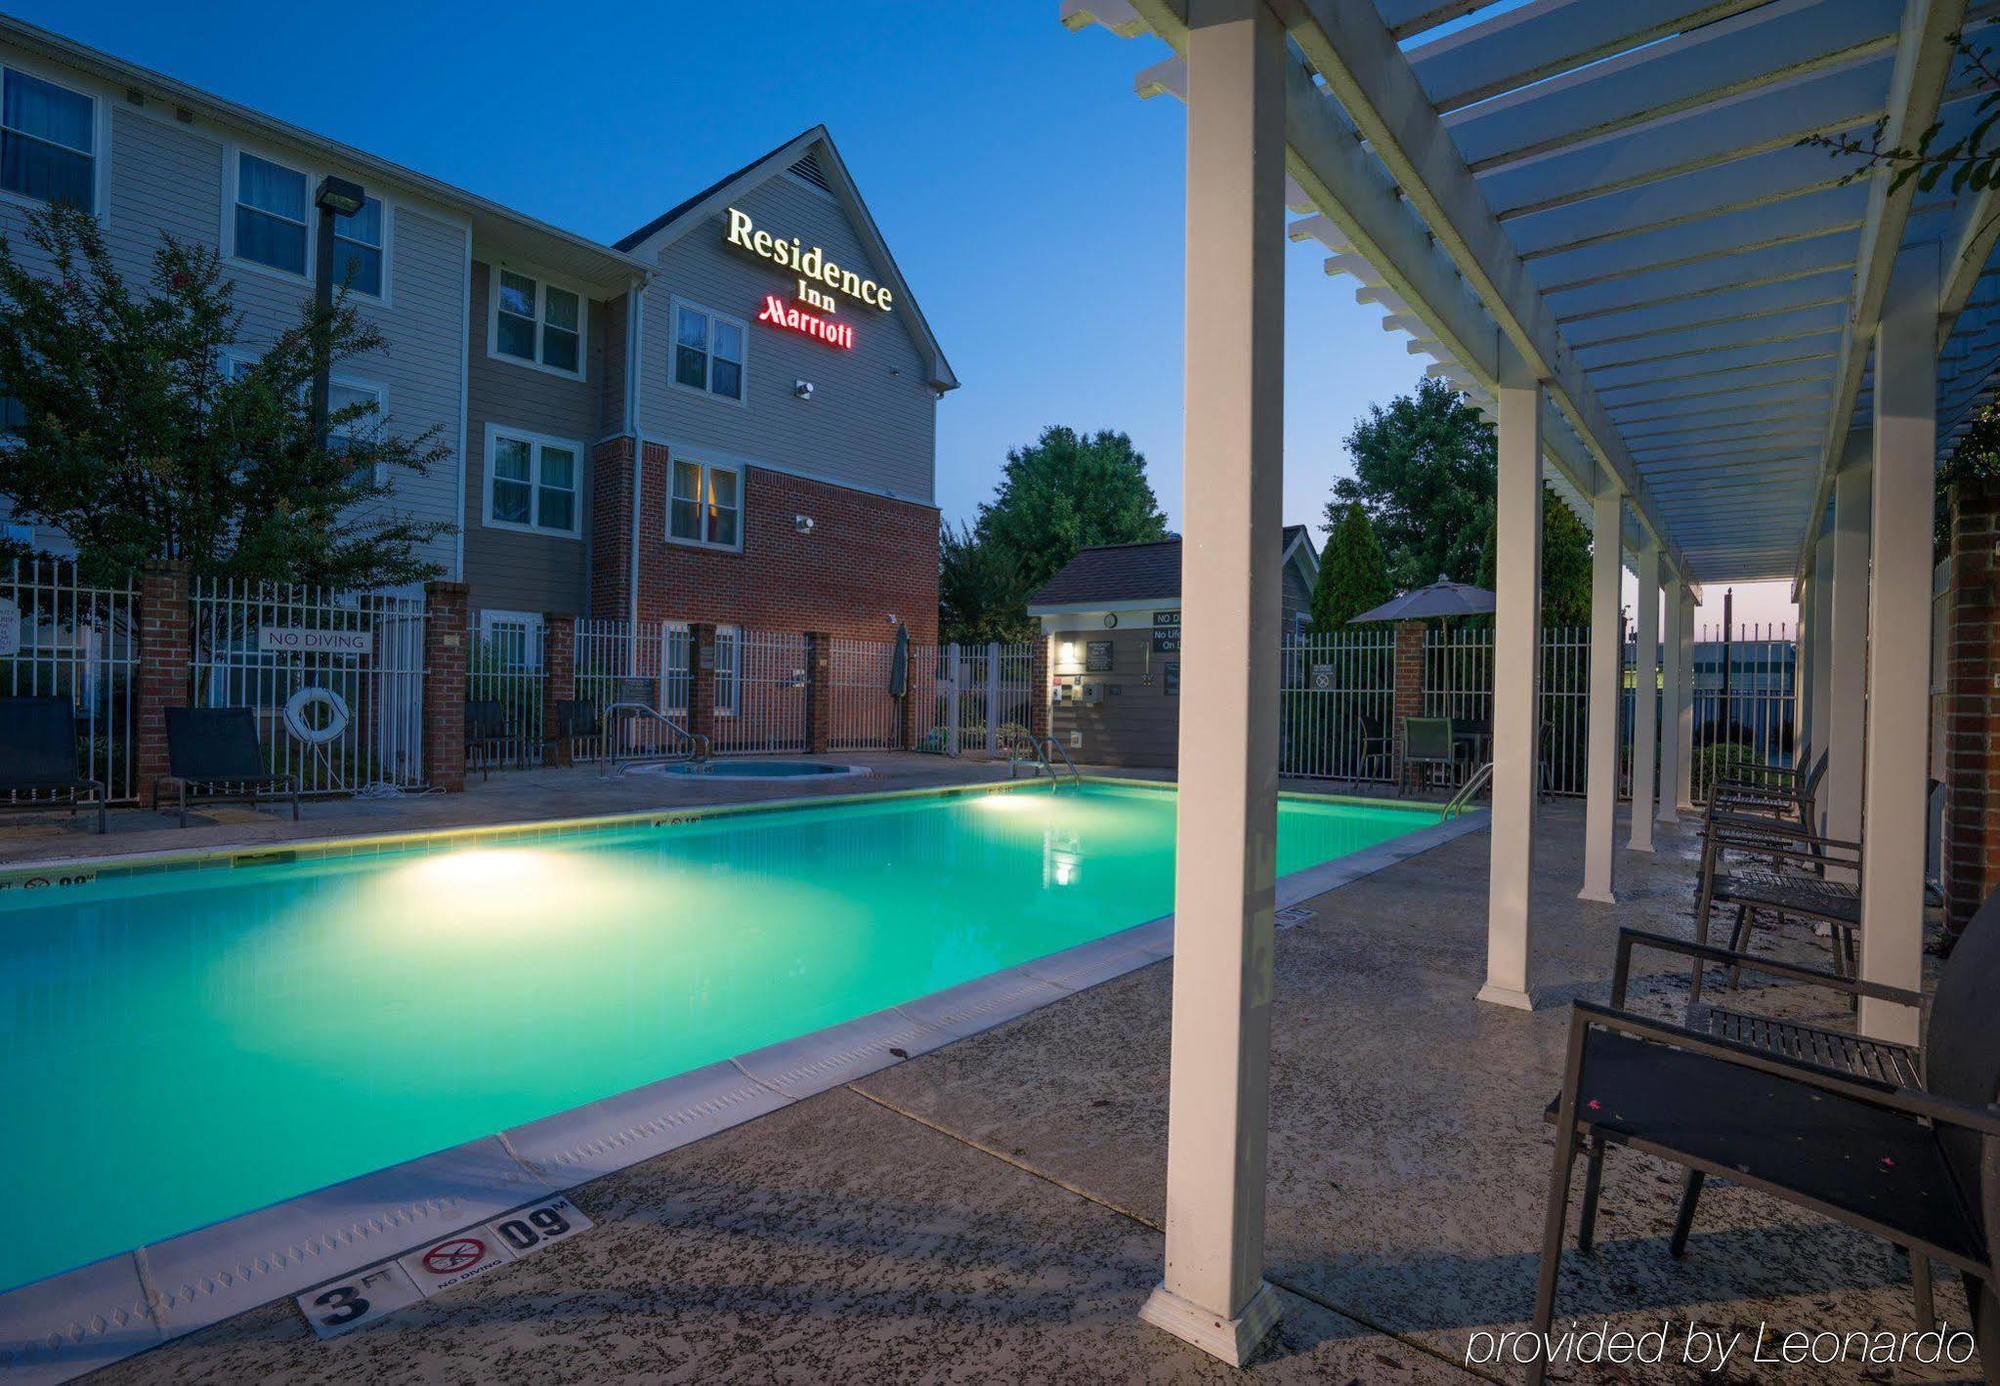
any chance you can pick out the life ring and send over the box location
[283,686,350,745]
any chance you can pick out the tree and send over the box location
[973,426,1170,596]
[1938,402,2000,557]
[0,202,450,586]
[1474,486,1593,628]
[1329,376,1495,592]
[1310,502,1392,631]
[938,522,1033,643]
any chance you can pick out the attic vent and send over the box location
[788,151,833,194]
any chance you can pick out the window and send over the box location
[671,301,744,401]
[1,68,94,211]
[235,153,308,275]
[477,610,544,672]
[491,269,584,377]
[713,626,739,716]
[220,352,383,481]
[484,427,580,537]
[667,457,741,549]
[332,197,383,296]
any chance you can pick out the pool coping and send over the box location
[0,784,1486,1385]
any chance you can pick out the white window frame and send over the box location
[486,264,588,382]
[219,349,387,485]
[481,423,583,539]
[221,141,391,303]
[477,609,544,672]
[0,61,106,220]
[667,296,748,407]
[664,451,744,553]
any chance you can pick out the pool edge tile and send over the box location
[1018,937,1160,993]
[0,1252,160,1386]
[140,1135,548,1341]
[504,1060,794,1186]
[895,966,1070,1043]
[731,1009,949,1100]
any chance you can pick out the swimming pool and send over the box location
[0,781,1442,1296]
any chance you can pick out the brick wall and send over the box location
[543,614,576,767]
[589,435,636,620]
[1944,475,2000,931]
[1393,619,1426,790]
[632,444,940,642]
[134,563,190,805]
[423,581,469,792]
[805,632,830,754]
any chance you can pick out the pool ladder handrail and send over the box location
[1004,728,1082,788]
[602,699,710,769]
[1443,761,1493,819]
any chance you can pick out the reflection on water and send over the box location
[0,784,1433,1292]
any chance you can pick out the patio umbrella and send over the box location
[888,622,909,699]
[1347,575,1496,624]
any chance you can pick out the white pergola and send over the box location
[1062,0,2000,1364]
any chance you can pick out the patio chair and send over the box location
[1715,736,1812,794]
[154,707,299,827]
[1690,812,1862,1004]
[1357,713,1392,781]
[1704,748,1828,830]
[1401,716,1455,794]
[547,699,600,766]
[1528,888,2000,1386]
[465,698,508,781]
[0,696,106,833]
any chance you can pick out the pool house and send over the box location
[1063,0,1999,1366]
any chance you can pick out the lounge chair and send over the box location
[1691,812,1862,1003]
[1704,748,1828,830]
[0,696,106,833]
[154,706,299,827]
[1529,887,2000,1386]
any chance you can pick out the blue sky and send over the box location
[18,0,1790,625]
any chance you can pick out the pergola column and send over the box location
[1656,570,1683,827]
[1580,484,1623,904]
[1825,435,1871,844]
[1810,518,1835,784]
[1628,542,1660,851]
[1478,375,1543,1012]
[1140,0,1286,1364]
[1675,591,1695,811]
[1857,248,1938,1045]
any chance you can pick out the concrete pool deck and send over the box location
[67,796,1970,1384]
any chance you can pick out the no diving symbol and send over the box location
[422,1238,485,1275]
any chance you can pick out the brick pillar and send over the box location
[543,613,576,768]
[897,646,920,752]
[1392,618,1426,792]
[588,435,635,620]
[134,562,190,807]
[805,632,830,754]
[686,622,716,748]
[422,581,469,792]
[1030,630,1051,739]
[1944,474,2000,933]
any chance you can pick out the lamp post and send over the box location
[310,175,367,452]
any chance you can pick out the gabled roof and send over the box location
[1030,527,1317,611]
[615,126,958,392]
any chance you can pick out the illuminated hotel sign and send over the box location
[726,205,891,351]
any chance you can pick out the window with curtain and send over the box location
[1,69,94,211]
[492,269,583,376]
[672,302,745,401]
[235,152,308,275]
[667,458,742,549]
[332,197,384,297]
[486,430,580,536]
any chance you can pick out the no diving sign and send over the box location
[297,1196,592,1338]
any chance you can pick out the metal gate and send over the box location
[711,628,807,753]
[1280,629,1396,781]
[189,577,427,794]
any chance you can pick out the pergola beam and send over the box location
[1267,0,1692,584]
[1793,0,1967,595]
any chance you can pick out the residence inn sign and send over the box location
[726,206,894,352]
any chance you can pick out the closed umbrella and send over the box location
[1347,576,1496,624]
[888,622,909,699]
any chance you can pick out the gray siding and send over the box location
[463,258,602,616]
[1049,626,1179,769]
[635,171,936,504]
[0,49,469,582]
[1283,561,1313,632]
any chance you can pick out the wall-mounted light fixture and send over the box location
[794,514,815,535]
[793,379,815,401]
[1059,641,1078,664]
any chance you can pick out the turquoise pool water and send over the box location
[0,783,1435,1293]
